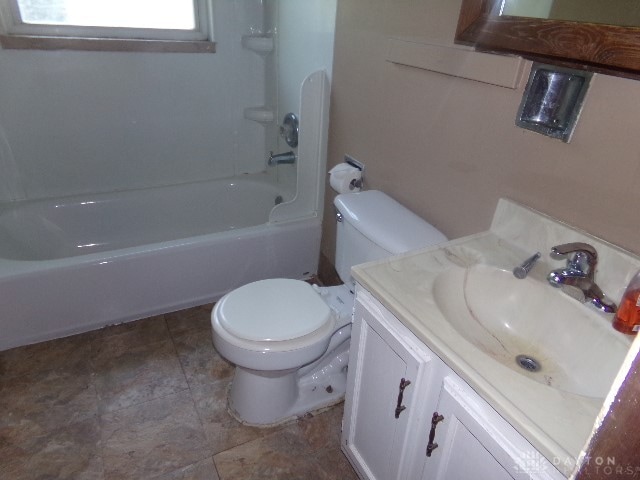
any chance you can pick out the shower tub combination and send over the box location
[0,70,330,351]
[0,175,321,351]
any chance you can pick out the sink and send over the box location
[432,264,631,398]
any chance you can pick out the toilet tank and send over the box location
[333,190,447,287]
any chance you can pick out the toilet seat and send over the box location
[216,279,332,342]
[212,279,337,371]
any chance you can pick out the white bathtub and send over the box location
[0,175,321,351]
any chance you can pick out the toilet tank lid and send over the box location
[334,190,447,254]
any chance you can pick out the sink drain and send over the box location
[516,355,541,372]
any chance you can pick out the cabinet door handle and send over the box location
[426,412,445,457]
[394,378,411,418]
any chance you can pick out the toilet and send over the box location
[211,190,447,425]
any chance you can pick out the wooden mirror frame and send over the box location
[455,0,640,79]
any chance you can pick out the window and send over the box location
[0,0,215,53]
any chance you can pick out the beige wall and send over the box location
[321,0,640,265]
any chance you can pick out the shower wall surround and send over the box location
[266,0,337,193]
[276,0,337,125]
[0,0,335,203]
[0,121,24,202]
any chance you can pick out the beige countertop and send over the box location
[351,199,639,477]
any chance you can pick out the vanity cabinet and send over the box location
[342,287,565,480]
[341,285,437,480]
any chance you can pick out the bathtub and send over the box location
[0,175,321,351]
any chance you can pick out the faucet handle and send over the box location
[550,242,598,277]
[550,242,597,260]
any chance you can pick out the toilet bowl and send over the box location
[211,190,447,425]
[212,279,353,425]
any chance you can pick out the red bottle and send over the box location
[613,272,640,335]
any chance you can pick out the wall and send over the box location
[267,0,337,196]
[0,0,268,202]
[275,0,336,124]
[322,0,640,263]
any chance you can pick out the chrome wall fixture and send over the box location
[516,63,592,143]
[280,113,299,148]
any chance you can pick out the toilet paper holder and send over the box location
[351,178,363,190]
[344,155,364,190]
[329,155,365,193]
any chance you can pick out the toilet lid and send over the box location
[216,279,332,342]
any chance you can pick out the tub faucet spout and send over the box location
[547,242,617,313]
[268,151,296,166]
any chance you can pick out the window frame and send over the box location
[0,0,215,53]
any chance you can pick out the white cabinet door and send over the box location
[342,290,437,480]
[420,376,564,480]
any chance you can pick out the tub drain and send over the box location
[515,355,541,372]
[274,195,284,205]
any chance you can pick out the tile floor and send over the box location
[0,304,359,480]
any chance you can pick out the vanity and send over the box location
[341,199,640,479]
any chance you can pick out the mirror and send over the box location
[455,0,640,79]
[501,0,640,27]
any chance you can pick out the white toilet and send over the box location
[211,190,447,425]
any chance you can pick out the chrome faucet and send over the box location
[547,242,617,313]
[268,151,296,166]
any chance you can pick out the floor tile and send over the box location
[0,417,104,480]
[0,332,93,379]
[0,304,357,480]
[101,390,209,480]
[191,382,271,455]
[213,425,334,480]
[94,314,171,347]
[173,329,234,389]
[0,369,98,436]
[92,338,189,413]
[294,405,345,452]
[287,407,359,480]
[315,445,360,480]
[166,304,214,338]
[155,457,220,480]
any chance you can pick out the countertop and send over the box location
[351,199,640,477]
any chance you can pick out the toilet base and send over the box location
[228,338,350,426]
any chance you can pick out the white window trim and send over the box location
[0,0,215,52]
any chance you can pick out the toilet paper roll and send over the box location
[329,163,362,194]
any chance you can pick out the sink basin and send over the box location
[432,264,631,398]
